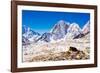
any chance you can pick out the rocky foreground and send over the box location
[22,34,90,62]
[23,46,90,62]
[25,47,89,62]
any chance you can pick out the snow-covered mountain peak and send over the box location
[50,20,69,40]
[66,23,82,39]
[57,20,70,25]
[67,22,81,32]
[82,21,90,34]
[22,25,40,43]
[22,20,90,44]
[50,20,69,33]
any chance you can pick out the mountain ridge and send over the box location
[22,20,90,43]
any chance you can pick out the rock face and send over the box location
[82,21,90,35]
[73,33,85,39]
[50,20,69,40]
[74,21,90,39]
[36,33,52,42]
[22,36,30,45]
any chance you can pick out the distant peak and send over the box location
[57,20,66,24]
[58,20,65,22]
[70,22,80,27]
[71,22,78,25]
[56,20,70,26]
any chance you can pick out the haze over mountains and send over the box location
[22,20,90,45]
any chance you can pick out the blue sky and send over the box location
[22,10,90,34]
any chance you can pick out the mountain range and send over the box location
[22,20,90,44]
[22,25,40,45]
